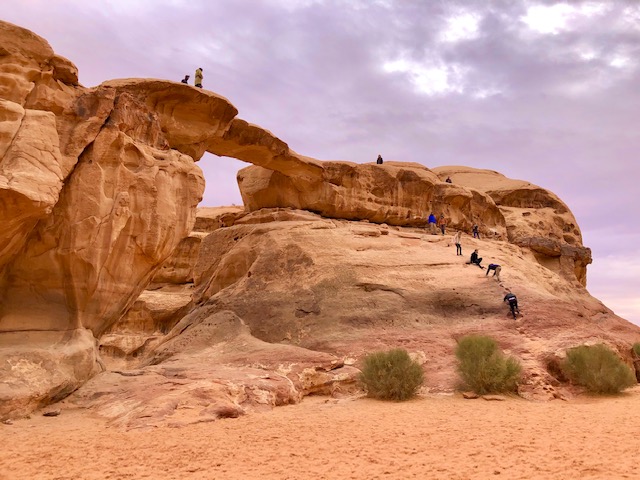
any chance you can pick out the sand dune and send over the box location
[2,389,639,480]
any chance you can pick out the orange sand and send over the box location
[2,390,639,480]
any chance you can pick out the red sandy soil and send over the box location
[2,389,640,480]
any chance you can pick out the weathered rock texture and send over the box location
[237,163,591,286]
[1,21,638,424]
[70,207,639,426]
[0,21,204,418]
[238,162,507,235]
[432,166,592,286]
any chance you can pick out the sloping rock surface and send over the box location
[1,20,638,424]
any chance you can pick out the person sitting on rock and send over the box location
[181,74,190,84]
[504,292,520,319]
[486,263,501,280]
[376,154,383,165]
[445,176,452,183]
[470,249,483,268]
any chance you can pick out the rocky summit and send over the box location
[1,20,638,425]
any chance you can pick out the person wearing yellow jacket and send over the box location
[195,67,203,88]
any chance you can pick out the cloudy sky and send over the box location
[4,0,639,323]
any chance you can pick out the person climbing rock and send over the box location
[472,223,480,239]
[438,214,447,235]
[428,212,437,234]
[376,154,383,165]
[453,230,462,256]
[504,292,519,319]
[180,74,190,84]
[195,67,203,88]
[486,263,501,280]
[470,249,483,268]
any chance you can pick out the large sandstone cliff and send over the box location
[0,21,206,416]
[1,21,638,423]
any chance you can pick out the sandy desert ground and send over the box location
[2,388,640,480]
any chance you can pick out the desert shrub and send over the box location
[632,343,640,357]
[561,344,636,394]
[359,348,424,401]
[455,335,522,395]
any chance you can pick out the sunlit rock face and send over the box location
[0,20,631,425]
[237,162,590,286]
[0,21,204,418]
[432,166,591,286]
[238,161,507,233]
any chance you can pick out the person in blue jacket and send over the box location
[427,212,437,234]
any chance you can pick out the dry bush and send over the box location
[456,335,522,395]
[359,348,424,401]
[562,344,636,394]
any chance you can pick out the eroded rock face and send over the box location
[238,162,507,234]
[51,205,638,425]
[237,162,591,286]
[0,21,205,419]
[1,20,634,424]
[432,166,591,285]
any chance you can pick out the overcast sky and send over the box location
[4,0,639,323]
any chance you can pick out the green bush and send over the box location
[561,344,636,394]
[455,335,522,395]
[632,343,640,357]
[359,348,424,401]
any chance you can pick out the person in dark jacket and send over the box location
[181,75,190,84]
[472,223,480,239]
[504,292,519,319]
[376,154,383,164]
[445,176,452,183]
[486,263,501,280]
[470,249,483,268]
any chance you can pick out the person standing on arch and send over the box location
[376,154,383,164]
[195,67,204,88]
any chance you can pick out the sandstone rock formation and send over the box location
[237,162,507,236]
[432,166,592,285]
[69,206,639,426]
[0,21,204,417]
[1,20,638,424]
[237,163,590,286]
